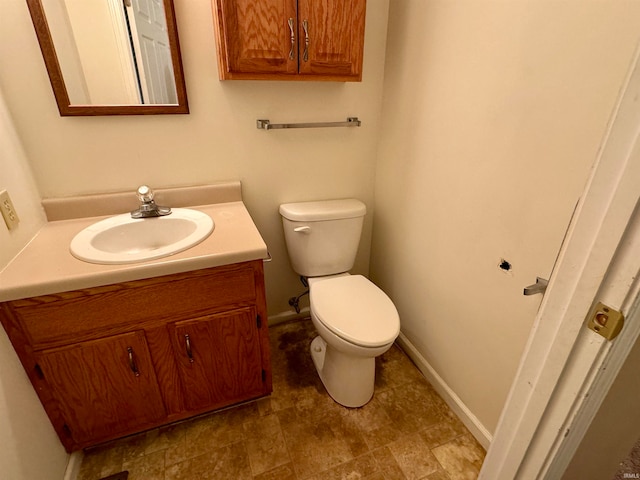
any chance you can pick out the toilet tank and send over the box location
[279,199,366,277]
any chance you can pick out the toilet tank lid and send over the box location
[279,199,366,221]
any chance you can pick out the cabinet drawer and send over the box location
[9,263,257,348]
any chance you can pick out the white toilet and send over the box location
[279,199,400,407]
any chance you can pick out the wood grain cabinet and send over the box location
[212,0,366,81]
[36,331,167,446]
[169,307,266,411]
[0,260,271,452]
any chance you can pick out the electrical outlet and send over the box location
[0,190,19,230]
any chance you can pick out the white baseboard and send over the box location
[63,451,83,480]
[396,331,493,450]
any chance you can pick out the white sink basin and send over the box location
[70,208,214,264]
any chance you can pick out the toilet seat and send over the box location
[310,275,400,348]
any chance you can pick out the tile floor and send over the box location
[77,319,485,480]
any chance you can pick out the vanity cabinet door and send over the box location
[36,331,166,445]
[170,307,267,411]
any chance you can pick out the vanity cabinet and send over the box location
[0,260,271,452]
[169,307,266,411]
[212,0,366,81]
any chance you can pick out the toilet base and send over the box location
[310,336,375,408]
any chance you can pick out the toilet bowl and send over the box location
[308,274,400,407]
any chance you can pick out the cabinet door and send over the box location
[170,307,266,411]
[217,0,298,76]
[36,331,166,445]
[297,0,366,79]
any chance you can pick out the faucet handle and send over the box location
[136,185,154,203]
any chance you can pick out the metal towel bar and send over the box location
[256,117,361,130]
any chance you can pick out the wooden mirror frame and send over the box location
[26,0,189,116]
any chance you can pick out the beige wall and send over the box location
[0,90,68,478]
[0,94,48,272]
[370,0,640,434]
[0,0,391,320]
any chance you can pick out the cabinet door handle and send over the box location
[127,347,140,377]
[184,334,194,363]
[302,19,309,62]
[288,18,295,60]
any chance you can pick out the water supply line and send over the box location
[288,276,309,314]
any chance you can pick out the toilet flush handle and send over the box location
[294,226,311,234]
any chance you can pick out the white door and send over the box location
[479,43,640,479]
[126,0,177,104]
[562,311,640,479]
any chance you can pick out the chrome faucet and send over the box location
[131,185,172,218]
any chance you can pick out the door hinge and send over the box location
[587,302,624,341]
[256,315,262,329]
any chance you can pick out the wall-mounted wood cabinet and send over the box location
[0,260,271,452]
[212,0,366,81]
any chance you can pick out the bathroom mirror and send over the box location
[26,0,188,116]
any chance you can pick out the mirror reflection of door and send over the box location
[124,0,177,104]
[40,0,177,105]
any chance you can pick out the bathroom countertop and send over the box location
[0,200,268,303]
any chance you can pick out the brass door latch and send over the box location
[587,302,624,341]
